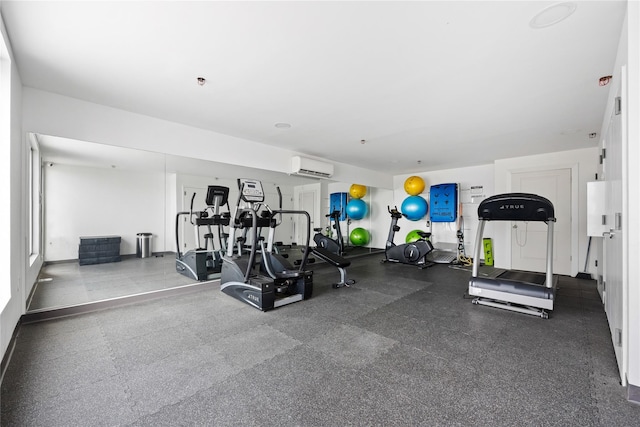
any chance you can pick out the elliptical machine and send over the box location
[175,186,230,281]
[220,178,313,311]
[313,210,345,256]
[382,206,434,269]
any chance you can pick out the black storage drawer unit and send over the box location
[79,235,122,265]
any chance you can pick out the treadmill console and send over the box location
[238,178,265,203]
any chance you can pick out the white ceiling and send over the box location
[1,1,627,174]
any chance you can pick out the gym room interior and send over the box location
[1,1,639,425]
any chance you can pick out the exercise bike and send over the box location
[382,206,434,269]
[313,210,346,256]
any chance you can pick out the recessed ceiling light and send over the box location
[530,2,577,29]
[274,123,292,129]
[196,77,206,86]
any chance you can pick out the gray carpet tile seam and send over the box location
[354,291,502,360]
[113,316,413,421]
[125,340,525,427]
[348,300,498,373]
[119,343,310,424]
[123,340,421,426]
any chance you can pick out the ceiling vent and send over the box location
[291,156,334,178]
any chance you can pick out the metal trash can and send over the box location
[136,233,152,258]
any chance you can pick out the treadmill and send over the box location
[468,193,558,318]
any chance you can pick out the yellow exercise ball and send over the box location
[349,183,367,199]
[404,176,425,195]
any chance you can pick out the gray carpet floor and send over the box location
[3,254,640,426]
[28,255,195,311]
[28,247,377,311]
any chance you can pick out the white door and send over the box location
[603,71,624,381]
[263,185,295,246]
[181,186,210,251]
[511,169,571,275]
[294,183,321,245]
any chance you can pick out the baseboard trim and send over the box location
[628,383,640,405]
[1,317,22,384]
[21,279,219,324]
[43,251,176,266]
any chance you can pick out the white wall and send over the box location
[164,172,177,254]
[626,0,640,392]
[41,153,304,261]
[368,186,394,250]
[0,12,25,362]
[43,164,166,261]
[394,164,495,260]
[22,88,393,190]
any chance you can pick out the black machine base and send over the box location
[176,250,223,281]
[221,266,313,312]
[383,240,435,269]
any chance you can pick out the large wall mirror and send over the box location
[30,134,388,312]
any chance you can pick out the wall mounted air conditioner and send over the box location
[291,156,334,178]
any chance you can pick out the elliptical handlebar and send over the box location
[175,211,190,258]
[236,208,259,282]
[189,193,197,225]
[232,182,246,227]
[272,186,283,227]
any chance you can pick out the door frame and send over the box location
[181,185,208,251]
[505,163,579,276]
[293,183,321,245]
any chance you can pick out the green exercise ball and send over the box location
[406,229,426,243]
[350,227,370,246]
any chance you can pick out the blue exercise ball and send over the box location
[346,199,368,220]
[401,196,428,221]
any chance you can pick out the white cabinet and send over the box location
[587,181,607,237]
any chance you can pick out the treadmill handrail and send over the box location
[472,193,556,289]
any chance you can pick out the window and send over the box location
[29,133,41,261]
